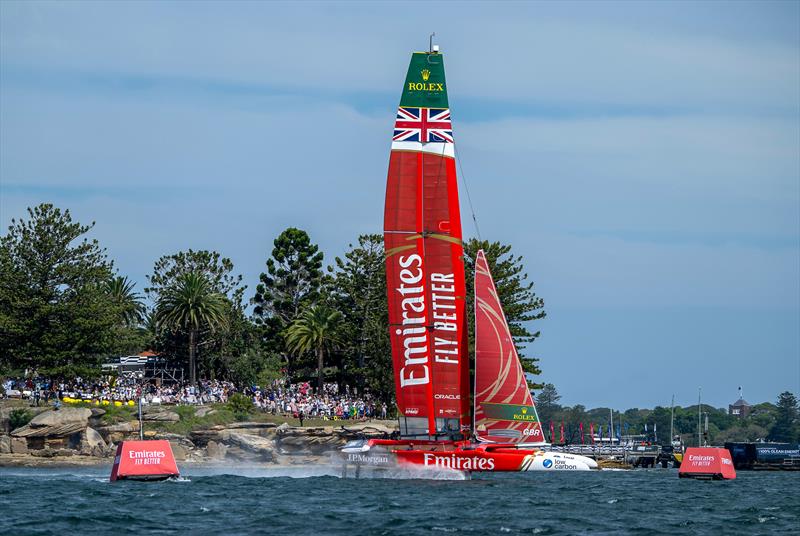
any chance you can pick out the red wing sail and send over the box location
[384,51,470,439]
[473,250,546,445]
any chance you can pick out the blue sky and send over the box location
[1,1,798,409]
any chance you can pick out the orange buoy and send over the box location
[110,440,180,482]
[678,447,736,480]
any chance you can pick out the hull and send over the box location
[341,439,597,473]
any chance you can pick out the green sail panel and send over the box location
[481,403,540,423]
[400,52,449,109]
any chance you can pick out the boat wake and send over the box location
[330,453,467,480]
[183,462,466,480]
[186,464,343,479]
[340,463,468,481]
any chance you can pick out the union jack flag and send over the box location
[393,107,453,143]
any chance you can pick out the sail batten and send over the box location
[473,250,546,445]
[384,51,470,439]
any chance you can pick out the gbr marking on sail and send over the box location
[395,253,459,388]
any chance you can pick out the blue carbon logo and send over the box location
[543,459,553,468]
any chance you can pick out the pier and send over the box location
[547,444,663,468]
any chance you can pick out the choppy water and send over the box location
[0,465,797,535]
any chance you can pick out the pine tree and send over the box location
[328,234,392,400]
[253,228,323,367]
[464,239,546,379]
[0,204,118,373]
[769,391,799,443]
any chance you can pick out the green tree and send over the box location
[228,348,284,387]
[155,272,229,385]
[253,228,323,368]
[327,234,392,400]
[717,423,769,443]
[769,391,799,443]
[105,276,145,326]
[0,204,118,373]
[228,392,254,421]
[146,249,251,380]
[534,383,562,425]
[146,249,245,304]
[464,239,546,381]
[104,276,151,356]
[284,304,342,391]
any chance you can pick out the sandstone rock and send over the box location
[0,408,12,434]
[0,406,49,434]
[155,432,195,449]
[275,426,346,454]
[0,435,10,454]
[29,407,91,427]
[11,407,92,439]
[31,447,75,458]
[278,434,343,455]
[224,421,277,430]
[102,421,140,433]
[341,422,397,436]
[224,446,250,461]
[10,437,28,454]
[217,422,277,439]
[225,432,275,462]
[141,411,180,422]
[80,427,106,456]
[97,421,140,444]
[12,421,86,438]
[31,447,57,458]
[143,430,158,438]
[105,432,124,444]
[206,440,228,460]
[170,442,188,461]
[189,429,222,447]
[194,406,216,418]
[90,408,107,418]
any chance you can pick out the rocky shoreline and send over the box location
[0,403,396,469]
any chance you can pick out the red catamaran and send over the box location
[342,44,596,473]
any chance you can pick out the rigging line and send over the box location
[454,142,482,242]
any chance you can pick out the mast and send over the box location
[697,387,702,447]
[609,408,614,444]
[384,44,470,439]
[669,394,675,446]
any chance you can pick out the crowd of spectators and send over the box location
[1,374,388,422]
[246,380,388,421]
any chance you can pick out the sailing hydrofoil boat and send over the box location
[341,43,596,473]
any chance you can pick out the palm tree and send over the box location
[285,305,342,392]
[155,271,228,385]
[105,276,146,326]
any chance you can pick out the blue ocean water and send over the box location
[0,465,796,535]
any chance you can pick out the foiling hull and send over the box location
[341,439,598,473]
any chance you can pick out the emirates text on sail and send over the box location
[395,254,460,388]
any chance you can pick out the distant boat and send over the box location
[341,42,596,473]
